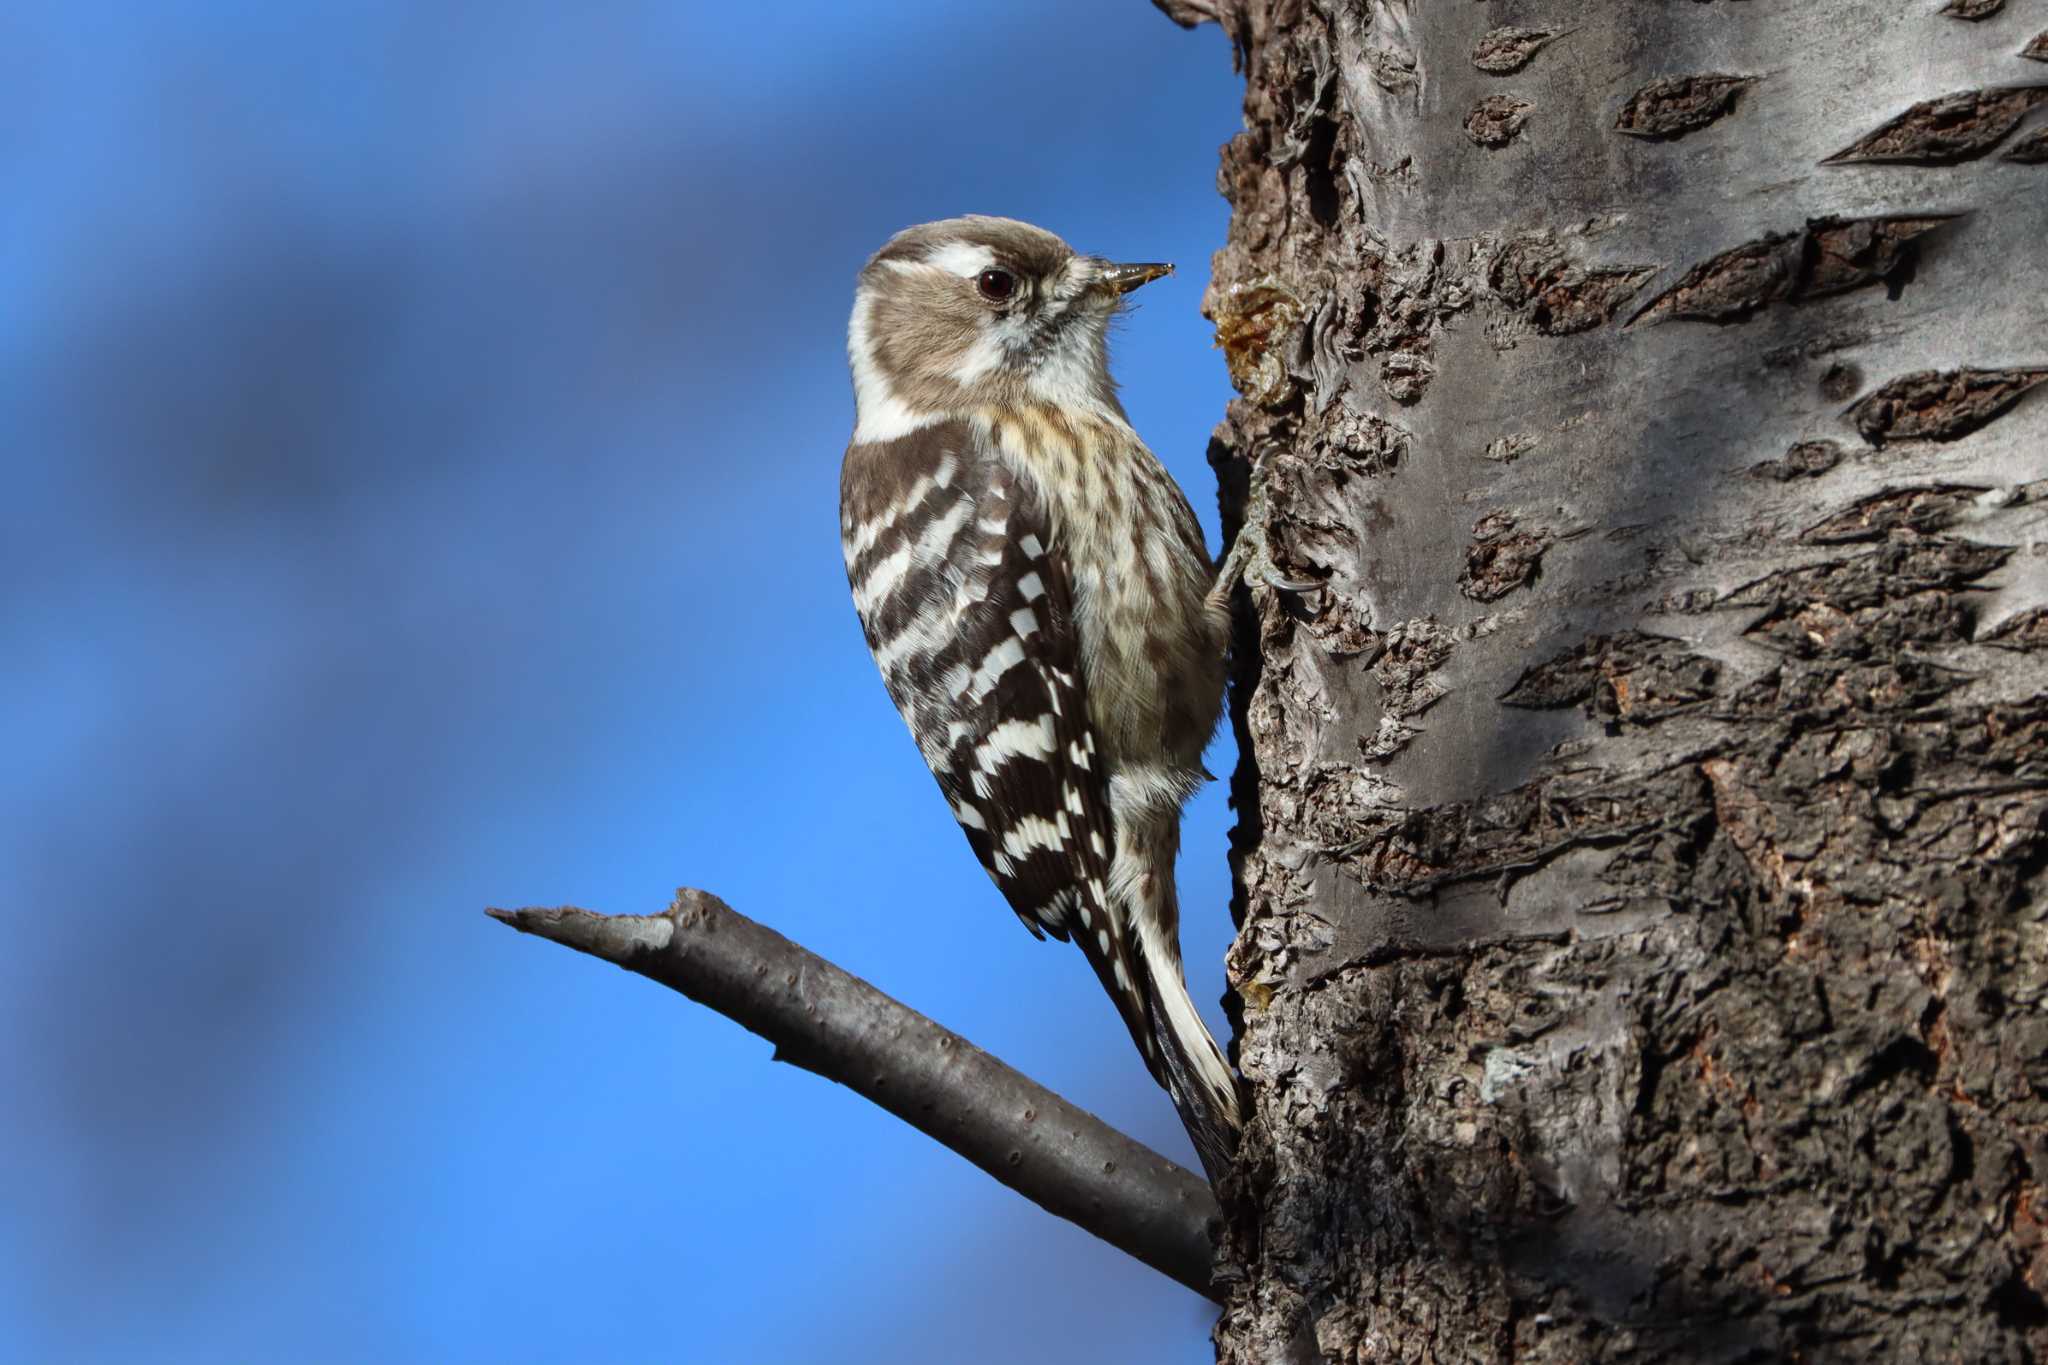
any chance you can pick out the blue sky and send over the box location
[1,4,1245,1360]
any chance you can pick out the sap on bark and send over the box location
[1210,278,1305,409]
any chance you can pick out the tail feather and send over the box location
[1138,939,1243,1185]
[1071,913,1166,1079]
[1072,900,1243,1185]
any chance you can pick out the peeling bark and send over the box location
[1160,0,2048,1359]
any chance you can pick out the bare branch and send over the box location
[487,890,1224,1300]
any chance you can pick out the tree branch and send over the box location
[486,890,1224,1300]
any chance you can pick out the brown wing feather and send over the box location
[840,420,1161,1072]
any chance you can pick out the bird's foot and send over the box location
[1209,512,1322,614]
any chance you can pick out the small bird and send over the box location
[838,216,1242,1180]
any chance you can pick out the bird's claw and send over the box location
[1262,570,1324,595]
[1212,515,1323,607]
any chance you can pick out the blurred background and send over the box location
[1,3,1244,1361]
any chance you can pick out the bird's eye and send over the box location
[976,268,1017,303]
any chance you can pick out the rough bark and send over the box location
[1165,1,2048,1359]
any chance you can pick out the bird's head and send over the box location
[847,215,1171,444]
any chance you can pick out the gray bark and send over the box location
[1161,0,2048,1359]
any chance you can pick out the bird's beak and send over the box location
[1096,260,1174,296]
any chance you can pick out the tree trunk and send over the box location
[1173,1,2048,1359]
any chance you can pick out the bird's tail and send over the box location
[1133,917,1243,1186]
[1071,912,1170,1088]
[1071,875,1244,1186]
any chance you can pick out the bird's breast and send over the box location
[980,407,1225,778]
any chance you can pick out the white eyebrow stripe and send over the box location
[927,242,997,278]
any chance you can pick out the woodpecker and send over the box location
[838,216,1242,1181]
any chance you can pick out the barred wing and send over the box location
[839,420,1117,943]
